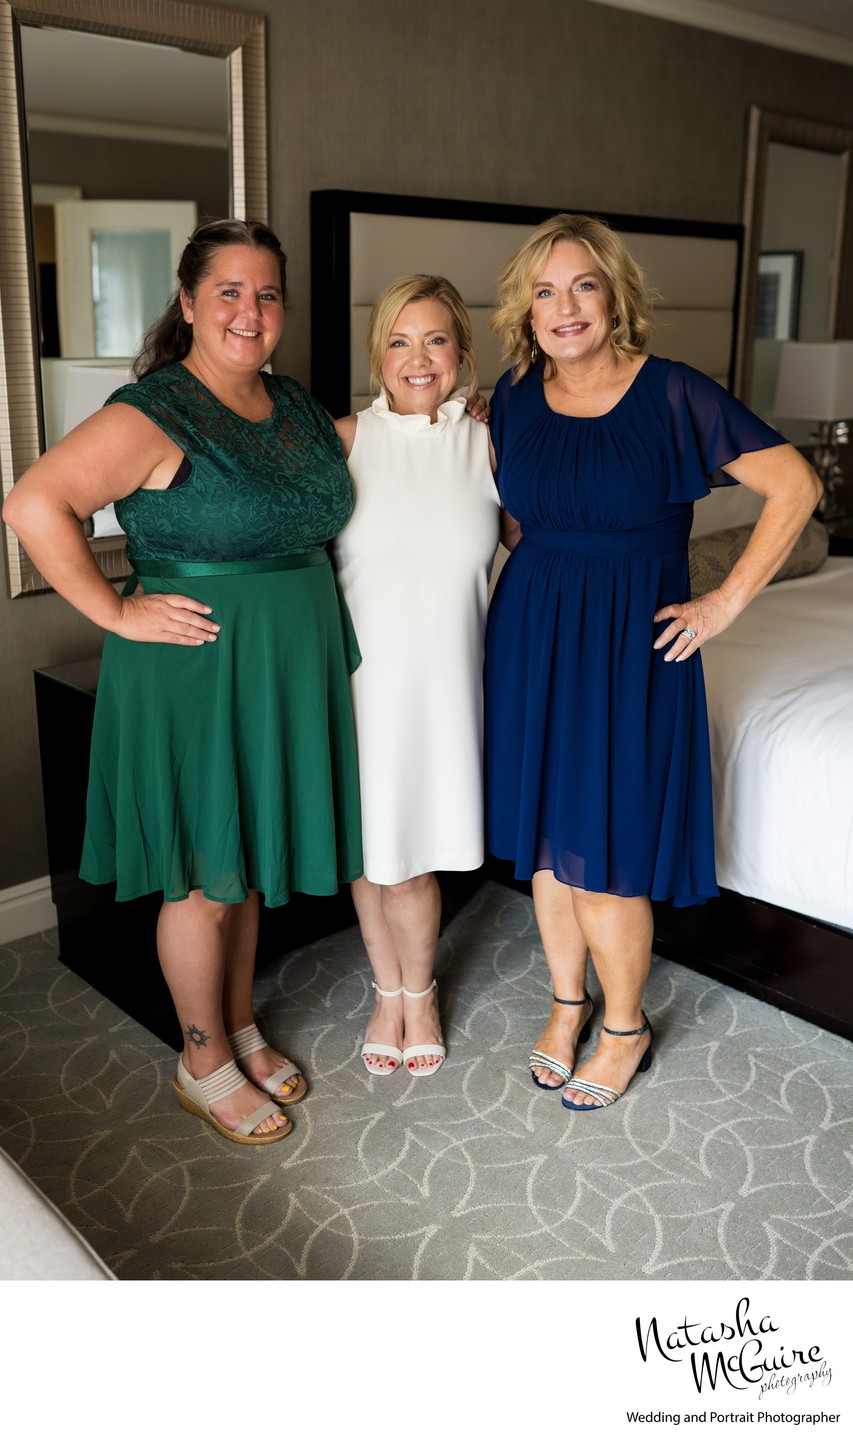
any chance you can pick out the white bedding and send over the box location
[702,557,853,928]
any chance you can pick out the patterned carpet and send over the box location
[1,880,851,1281]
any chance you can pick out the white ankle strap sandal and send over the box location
[361,981,404,1075]
[402,979,446,1076]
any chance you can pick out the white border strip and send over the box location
[0,876,57,945]
[582,0,853,68]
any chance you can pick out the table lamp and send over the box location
[773,341,853,524]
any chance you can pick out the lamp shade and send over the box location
[773,341,853,421]
[63,364,132,539]
[63,363,132,435]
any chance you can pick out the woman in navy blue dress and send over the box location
[485,213,821,1112]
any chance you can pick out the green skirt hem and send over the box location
[79,870,365,907]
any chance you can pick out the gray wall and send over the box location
[28,132,229,216]
[3,0,853,889]
[263,0,853,381]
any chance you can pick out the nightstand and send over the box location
[33,658,176,1042]
[827,522,853,556]
[822,523,851,555]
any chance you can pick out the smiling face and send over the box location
[380,298,461,422]
[180,243,284,376]
[529,240,615,370]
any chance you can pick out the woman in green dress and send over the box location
[3,219,363,1145]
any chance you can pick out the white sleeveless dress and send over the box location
[333,391,500,883]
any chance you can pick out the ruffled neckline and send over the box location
[370,389,468,432]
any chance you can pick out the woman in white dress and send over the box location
[333,276,500,1076]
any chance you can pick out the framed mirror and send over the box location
[0,0,267,597]
[735,106,853,409]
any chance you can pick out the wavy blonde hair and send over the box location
[367,274,478,401]
[491,213,656,382]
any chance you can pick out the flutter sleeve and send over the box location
[664,361,787,504]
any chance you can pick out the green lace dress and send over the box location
[79,363,363,906]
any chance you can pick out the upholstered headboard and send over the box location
[310,191,742,416]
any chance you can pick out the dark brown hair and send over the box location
[132,217,288,379]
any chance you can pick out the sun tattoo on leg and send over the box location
[185,1023,210,1049]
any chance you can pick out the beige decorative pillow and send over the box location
[689,517,828,597]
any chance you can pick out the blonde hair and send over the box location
[367,274,478,401]
[491,213,656,382]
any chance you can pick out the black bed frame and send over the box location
[311,188,852,1046]
[651,893,853,1042]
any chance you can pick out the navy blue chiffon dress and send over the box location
[484,355,785,907]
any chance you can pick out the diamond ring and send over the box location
[682,626,697,641]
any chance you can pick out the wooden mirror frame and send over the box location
[0,0,266,596]
[734,105,853,404]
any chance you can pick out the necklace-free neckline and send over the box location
[542,354,650,420]
[177,363,278,425]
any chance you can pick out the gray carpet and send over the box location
[1,880,851,1281]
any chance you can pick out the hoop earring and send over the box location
[530,327,539,363]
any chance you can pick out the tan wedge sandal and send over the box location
[173,1058,292,1144]
[228,1023,308,1105]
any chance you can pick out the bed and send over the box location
[705,558,853,931]
[653,543,853,1041]
[311,189,853,1042]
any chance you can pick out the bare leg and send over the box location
[220,889,260,1032]
[528,870,592,1087]
[352,876,404,1072]
[220,890,303,1100]
[352,872,443,1072]
[381,874,443,1072]
[157,891,289,1135]
[562,889,653,1108]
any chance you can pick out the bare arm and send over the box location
[2,405,220,645]
[500,508,522,552]
[484,432,522,551]
[654,442,823,661]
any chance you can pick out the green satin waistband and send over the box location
[130,550,329,578]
